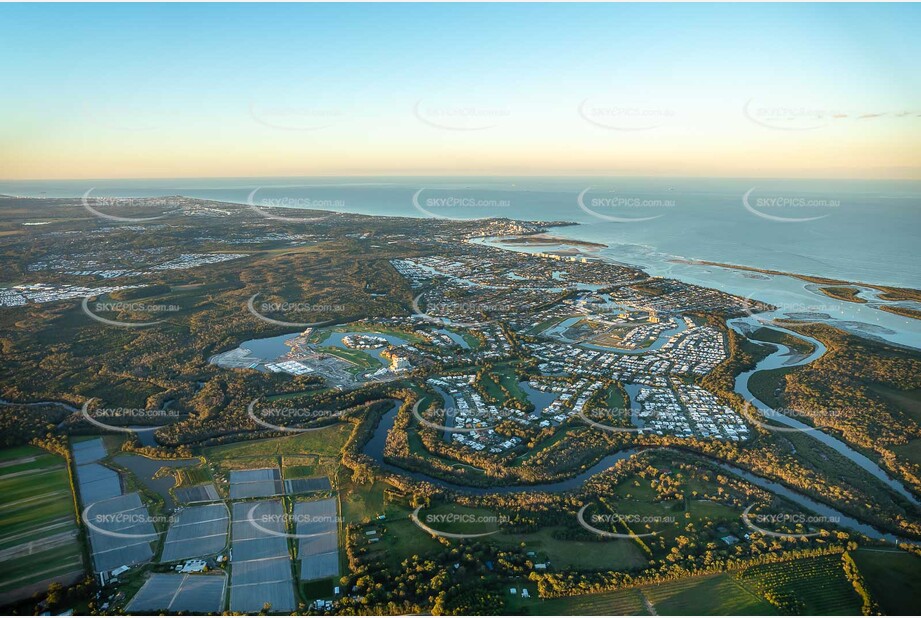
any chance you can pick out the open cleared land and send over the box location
[850,548,921,616]
[516,573,776,616]
[494,527,649,572]
[736,554,862,615]
[0,446,84,604]
[513,587,648,615]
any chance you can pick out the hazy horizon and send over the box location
[5,172,921,185]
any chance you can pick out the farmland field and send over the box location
[204,423,351,461]
[850,548,921,616]
[175,464,212,487]
[416,503,501,535]
[338,473,389,525]
[513,587,648,615]
[0,445,85,604]
[356,503,443,569]
[736,554,862,615]
[493,526,650,572]
[644,573,776,615]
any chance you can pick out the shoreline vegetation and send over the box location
[492,229,921,308]
[3,196,921,614]
[817,286,868,304]
[495,233,608,250]
[881,305,921,321]
[673,257,921,302]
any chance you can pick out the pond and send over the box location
[319,330,411,364]
[113,453,199,510]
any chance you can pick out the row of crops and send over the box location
[736,554,863,615]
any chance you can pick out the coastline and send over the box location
[7,187,919,296]
[672,257,921,302]
[492,226,921,305]
[492,233,608,250]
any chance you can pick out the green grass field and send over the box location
[416,503,501,535]
[338,471,388,525]
[606,383,628,412]
[527,314,576,336]
[494,526,650,571]
[204,423,351,461]
[319,346,381,372]
[359,503,444,569]
[477,363,531,407]
[0,446,85,599]
[516,572,768,616]
[644,573,776,615]
[175,464,213,487]
[494,366,531,403]
[592,472,744,554]
[282,454,322,480]
[513,587,647,615]
[736,554,862,615]
[850,548,921,616]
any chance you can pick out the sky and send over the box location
[1,2,919,180]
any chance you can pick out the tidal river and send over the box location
[362,402,915,545]
[360,305,921,543]
[729,316,920,507]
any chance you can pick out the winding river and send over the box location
[361,310,921,544]
[363,403,642,495]
[363,402,914,544]
[729,316,920,507]
[0,398,79,412]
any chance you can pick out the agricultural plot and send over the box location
[174,483,220,504]
[204,425,351,461]
[294,498,340,582]
[84,492,157,573]
[851,548,921,616]
[513,586,647,615]
[0,446,84,604]
[285,476,332,494]
[493,526,648,572]
[644,573,776,615]
[71,437,124,506]
[126,572,226,613]
[72,438,108,464]
[229,468,284,500]
[74,463,122,505]
[737,554,862,615]
[160,503,229,563]
[229,500,296,613]
[230,501,289,562]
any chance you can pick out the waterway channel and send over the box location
[362,402,915,544]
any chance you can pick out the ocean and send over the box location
[4,176,921,348]
[4,176,918,287]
